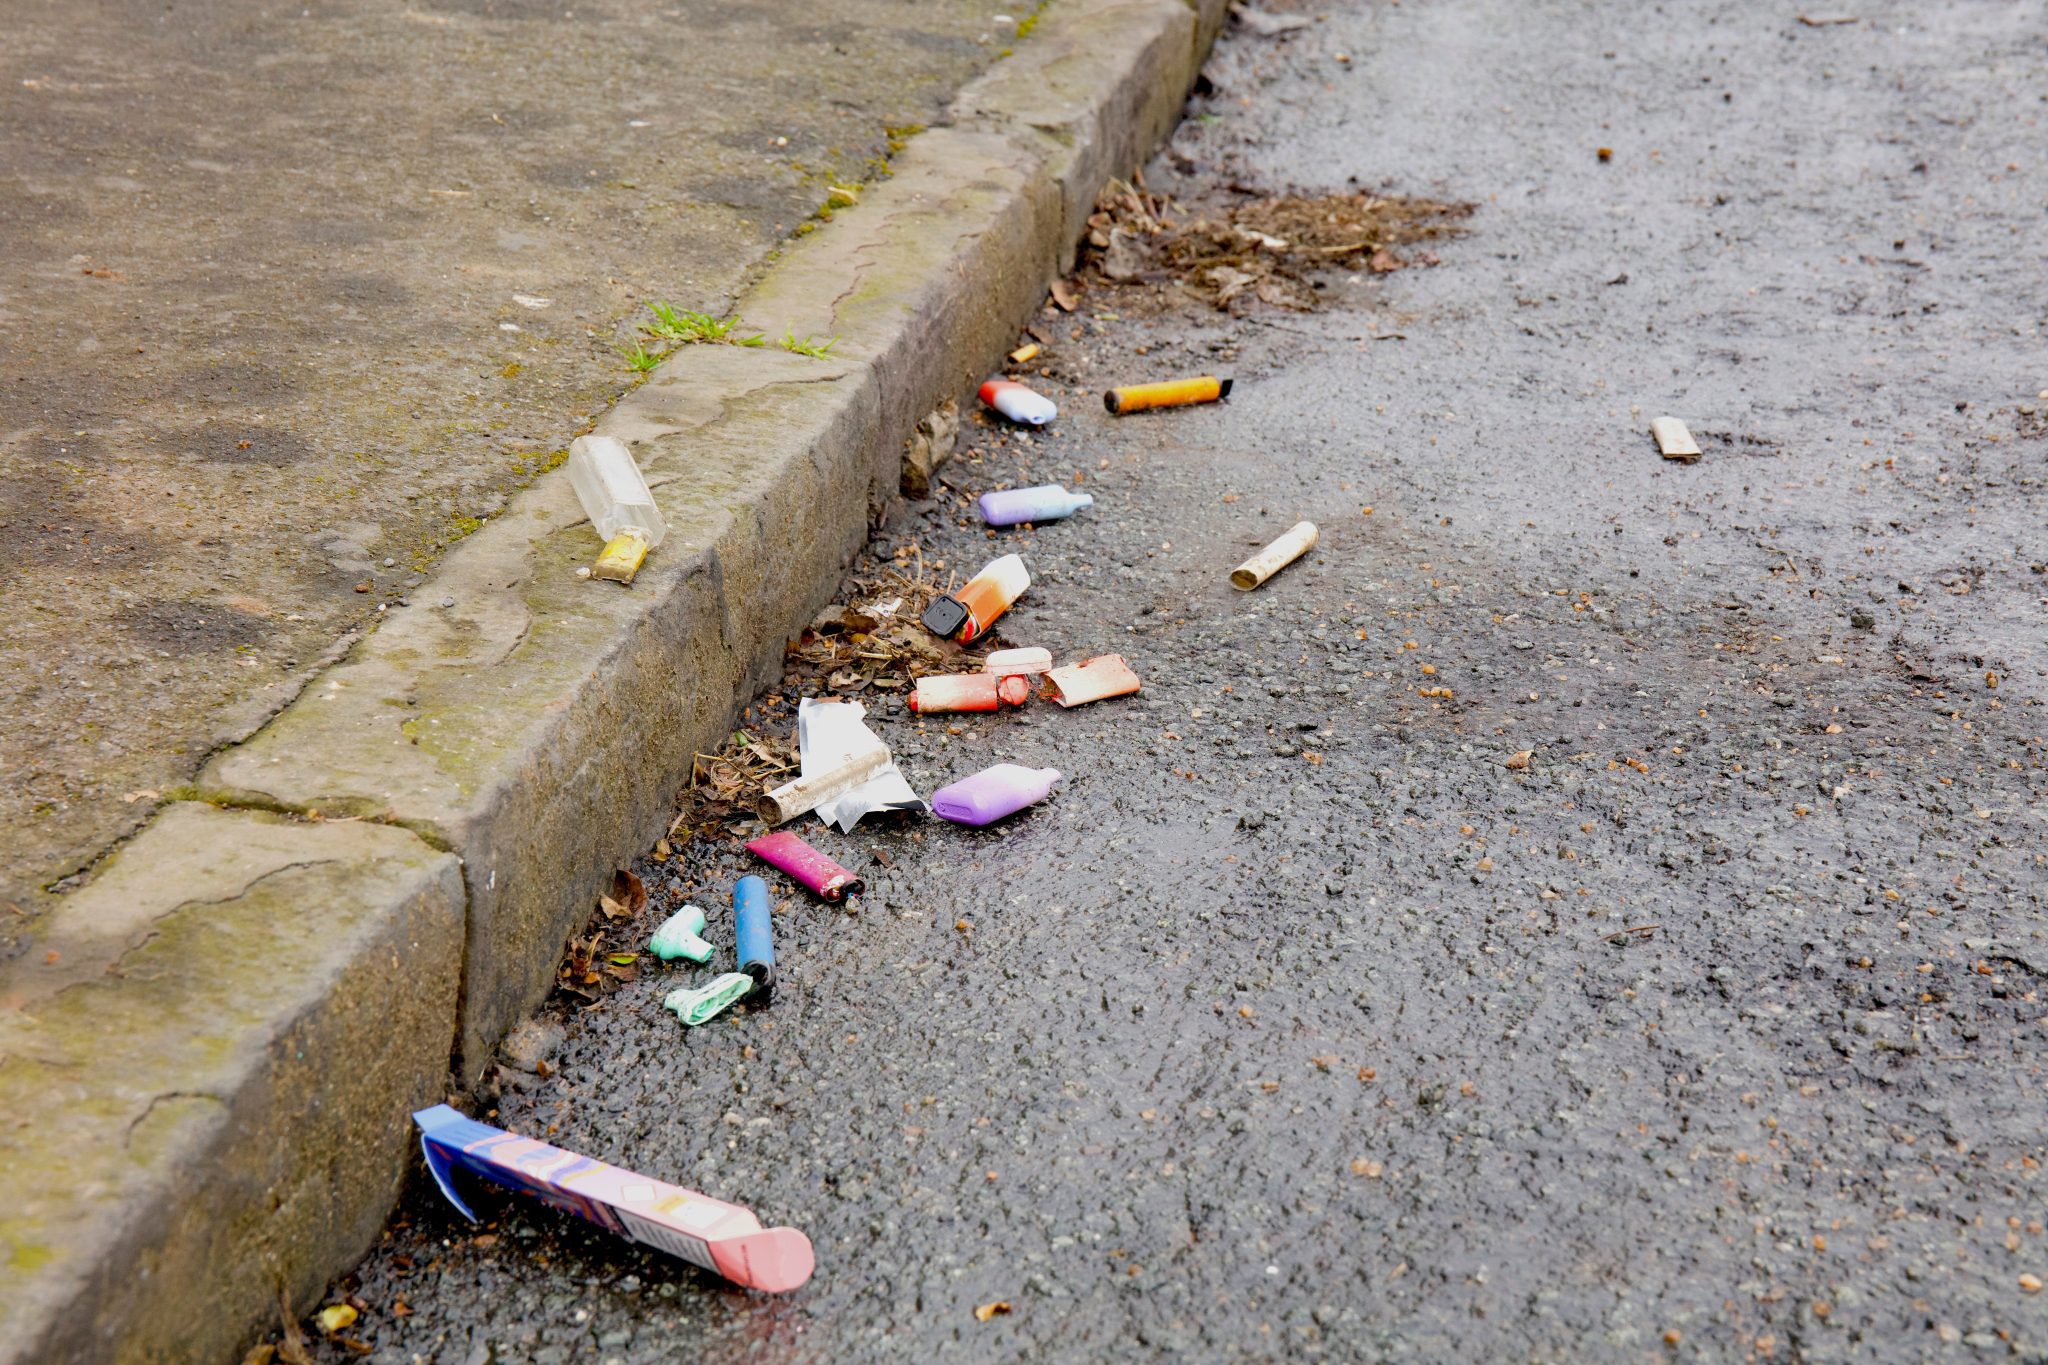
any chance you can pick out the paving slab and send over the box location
[0,803,463,1365]
[0,0,1010,923]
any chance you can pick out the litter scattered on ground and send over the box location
[733,874,777,997]
[974,1300,1015,1322]
[984,646,1053,678]
[673,728,798,837]
[412,1105,815,1292]
[978,484,1094,526]
[978,377,1058,425]
[790,697,925,830]
[648,905,715,963]
[931,763,1062,826]
[1231,520,1319,590]
[1104,375,1232,414]
[1042,653,1143,707]
[1008,342,1041,364]
[1650,415,1701,462]
[922,552,1030,641]
[1081,176,1470,312]
[908,671,1030,713]
[1797,12,1859,25]
[566,434,666,585]
[665,972,758,1027]
[746,830,864,901]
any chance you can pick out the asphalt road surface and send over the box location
[308,1,2047,1359]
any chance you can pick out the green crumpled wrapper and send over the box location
[664,971,756,1027]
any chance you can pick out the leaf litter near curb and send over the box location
[1079,176,1473,312]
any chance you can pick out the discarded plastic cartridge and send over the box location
[931,763,1062,826]
[1231,521,1319,591]
[566,435,667,584]
[983,646,1053,679]
[921,552,1029,641]
[1042,653,1142,707]
[1104,375,1231,414]
[977,484,1093,527]
[648,905,714,963]
[746,830,864,901]
[733,875,775,998]
[978,378,1057,426]
[908,672,1029,714]
[411,1105,814,1292]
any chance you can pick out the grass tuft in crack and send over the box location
[776,329,838,359]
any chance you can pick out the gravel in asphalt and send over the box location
[304,1,2045,1359]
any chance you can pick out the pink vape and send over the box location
[930,763,1062,826]
[745,831,864,901]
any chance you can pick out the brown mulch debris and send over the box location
[1081,176,1473,312]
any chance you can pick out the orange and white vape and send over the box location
[921,553,1029,641]
[1104,376,1231,414]
[979,378,1058,426]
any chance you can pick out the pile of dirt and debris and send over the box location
[1081,176,1472,311]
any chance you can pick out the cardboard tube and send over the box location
[1104,375,1231,414]
[756,746,891,825]
[1231,521,1319,591]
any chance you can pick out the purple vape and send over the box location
[977,485,1095,528]
[930,764,1062,826]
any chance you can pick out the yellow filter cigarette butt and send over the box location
[1104,375,1231,415]
[1231,521,1319,591]
[591,530,651,584]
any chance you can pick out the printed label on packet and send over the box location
[616,1209,717,1272]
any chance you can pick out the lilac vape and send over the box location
[929,763,1062,826]
[977,485,1094,528]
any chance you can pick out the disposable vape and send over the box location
[977,484,1094,527]
[1104,375,1231,414]
[746,830,864,901]
[978,378,1057,425]
[922,553,1029,641]
[984,646,1053,679]
[930,763,1062,826]
[1231,521,1319,591]
[648,905,714,963]
[733,875,775,998]
[1041,653,1143,707]
[908,672,1029,713]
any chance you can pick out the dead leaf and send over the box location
[241,1346,277,1365]
[974,1300,1014,1322]
[1366,247,1403,273]
[315,1304,359,1335]
[277,1290,312,1365]
[609,868,647,916]
[597,894,629,921]
[1009,342,1041,363]
[1505,750,1533,771]
[1048,279,1077,311]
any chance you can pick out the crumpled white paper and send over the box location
[797,698,924,832]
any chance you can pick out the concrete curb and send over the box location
[0,0,1226,1358]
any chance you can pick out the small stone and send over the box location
[383,557,397,567]
[441,596,457,608]
[2021,1272,2043,1294]
[1849,609,1875,631]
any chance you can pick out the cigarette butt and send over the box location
[1231,521,1319,591]
[1009,342,1041,364]
[757,746,891,824]
[1104,376,1231,414]
[590,530,651,584]
[1650,416,1701,461]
